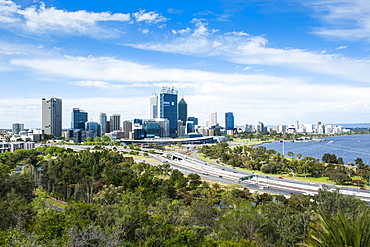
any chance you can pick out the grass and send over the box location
[34,189,68,209]
[125,154,164,165]
[196,153,369,188]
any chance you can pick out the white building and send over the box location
[150,92,158,119]
[208,111,217,127]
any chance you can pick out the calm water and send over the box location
[260,134,370,165]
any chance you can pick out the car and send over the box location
[222,168,225,170]
[266,176,270,178]
[360,187,366,190]
[233,171,237,173]
[219,175,223,178]
[278,177,283,179]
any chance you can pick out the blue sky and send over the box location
[1,0,370,129]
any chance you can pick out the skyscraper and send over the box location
[99,112,107,136]
[71,108,88,130]
[122,120,132,139]
[178,98,187,125]
[160,87,178,138]
[225,112,234,130]
[42,97,62,137]
[150,92,158,119]
[85,121,99,138]
[110,114,121,131]
[12,123,24,134]
[208,111,217,127]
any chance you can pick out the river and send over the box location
[259,134,370,165]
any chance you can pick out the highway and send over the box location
[56,144,370,202]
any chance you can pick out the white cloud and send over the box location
[72,80,125,91]
[225,31,249,36]
[0,1,169,37]
[141,28,149,34]
[127,20,370,83]
[11,54,298,85]
[4,52,370,128]
[132,9,168,23]
[336,45,348,50]
[0,0,20,23]
[303,0,370,41]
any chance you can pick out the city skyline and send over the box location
[2,1,370,128]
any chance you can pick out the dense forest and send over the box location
[199,142,370,186]
[1,146,370,246]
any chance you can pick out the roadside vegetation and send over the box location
[198,141,370,187]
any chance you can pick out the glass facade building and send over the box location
[178,98,187,125]
[143,120,160,138]
[160,87,178,138]
[85,121,100,138]
[71,108,88,130]
[225,112,234,130]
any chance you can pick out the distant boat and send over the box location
[328,141,333,144]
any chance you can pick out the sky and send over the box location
[1,0,370,129]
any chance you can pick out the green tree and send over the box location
[102,135,110,142]
[303,209,370,247]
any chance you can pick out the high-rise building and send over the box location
[256,121,265,133]
[99,113,107,136]
[122,120,132,139]
[225,112,234,130]
[71,108,88,130]
[110,114,121,132]
[208,111,217,127]
[178,98,187,125]
[12,123,24,135]
[42,97,62,137]
[186,121,195,134]
[150,92,158,119]
[294,120,299,131]
[85,121,100,138]
[160,87,178,138]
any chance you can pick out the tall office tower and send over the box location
[99,113,107,136]
[256,121,264,132]
[208,111,217,127]
[178,98,187,125]
[150,92,158,119]
[12,123,24,134]
[71,108,88,130]
[85,121,99,138]
[225,112,234,130]
[160,87,178,138]
[109,114,121,131]
[42,97,62,137]
[122,120,132,139]
[294,120,299,131]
